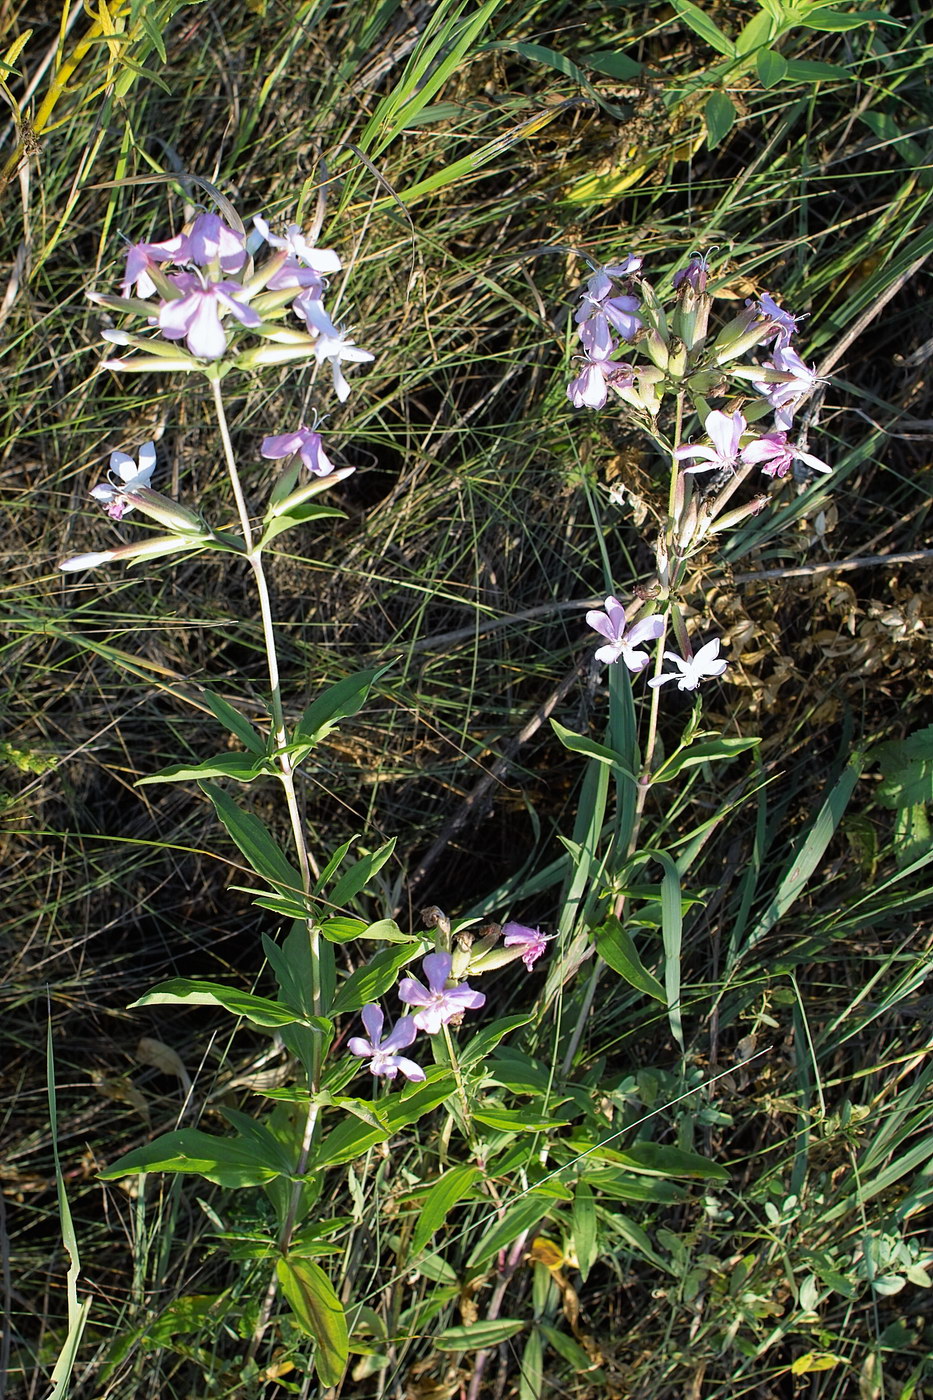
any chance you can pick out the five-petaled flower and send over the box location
[294,294,375,402]
[90,441,157,520]
[675,409,747,475]
[740,430,830,479]
[502,922,551,970]
[648,638,728,692]
[398,952,485,1035]
[158,272,261,360]
[586,597,665,671]
[348,1005,425,1082]
[261,426,335,476]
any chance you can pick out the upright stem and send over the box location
[210,380,329,1359]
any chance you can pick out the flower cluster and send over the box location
[567,250,828,479]
[95,208,374,400]
[60,205,373,573]
[572,249,833,692]
[348,925,549,1083]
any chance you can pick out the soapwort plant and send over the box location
[60,196,571,1384]
[547,248,835,1062]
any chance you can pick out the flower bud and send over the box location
[267,467,356,519]
[102,355,200,373]
[120,485,205,533]
[713,307,773,365]
[707,494,769,534]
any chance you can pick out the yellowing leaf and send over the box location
[791,1352,845,1375]
[276,1257,348,1387]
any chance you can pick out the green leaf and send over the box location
[130,977,318,1029]
[330,838,397,906]
[550,720,637,779]
[276,1258,348,1388]
[520,1329,543,1400]
[572,1182,598,1282]
[460,1014,533,1070]
[332,944,419,1016]
[473,1108,571,1132]
[409,1165,481,1258]
[755,47,787,86]
[613,1141,728,1180]
[321,917,367,944]
[671,0,736,55]
[593,917,665,1003]
[98,1128,287,1187]
[734,8,774,54]
[742,751,863,957]
[200,688,266,754]
[893,804,931,871]
[257,503,345,550]
[466,1195,551,1268]
[876,726,933,808]
[584,48,642,79]
[782,58,849,80]
[796,6,898,30]
[137,753,265,785]
[653,736,760,782]
[705,90,737,148]
[436,1319,526,1351]
[576,1166,687,1203]
[538,1322,601,1374]
[312,1073,457,1169]
[295,666,392,747]
[200,781,301,892]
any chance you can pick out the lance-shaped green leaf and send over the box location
[651,735,760,783]
[329,838,396,906]
[98,1127,288,1187]
[199,688,266,755]
[550,719,638,781]
[593,917,665,1003]
[331,943,421,1016]
[436,1319,526,1351]
[276,1258,349,1387]
[266,465,357,520]
[257,503,346,551]
[408,1165,482,1258]
[200,781,301,893]
[611,1141,729,1180]
[294,665,393,749]
[129,976,327,1031]
[138,753,267,785]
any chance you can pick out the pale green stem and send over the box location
[210,378,327,1359]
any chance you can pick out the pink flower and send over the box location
[568,356,634,410]
[648,638,728,692]
[502,923,550,970]
[675,409,747,475]
[756,293,802,350]
[754,346,820,430]
[348,1005,425,1082]
[398,953,485,1035]
[585,256,642,301]
[575,293,642,354]
[261,426,335,476]
[157,272,260,359]
[121,214,245,297]
[586,597,664,670]
[673,253,710,292]
[740,430,830,479]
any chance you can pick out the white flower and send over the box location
[90,442,157,520]
[648,638,728,691]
